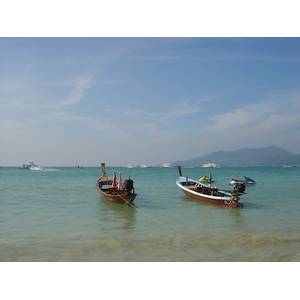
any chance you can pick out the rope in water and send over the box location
[117,194,175,231]
[117,193,244,261]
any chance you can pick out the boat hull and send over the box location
[99,189,136,204]
[176,177,243,208]
[179,187,240,207]
[97,185,136,204]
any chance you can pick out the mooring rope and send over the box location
[117,194,175,231]
[117,193,244,261]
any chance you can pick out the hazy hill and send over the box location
[172,146,300,167]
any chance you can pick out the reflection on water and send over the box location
[98,197,136,232]
[179,194,252,239]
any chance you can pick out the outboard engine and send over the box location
[123,178,134,192]
[234,182,246,194]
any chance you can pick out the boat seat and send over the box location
[102,185,113,189]
[111,190,127,195]
[115,190,127,194]
[201,187,211,194]
[108,187,126,195]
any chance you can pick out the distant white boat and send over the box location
[202,163,219,168]
[126,164,136,168]
[140,164,149,168]
[20,160,37,169]
[30,165,45,171]
[162,163,172,167]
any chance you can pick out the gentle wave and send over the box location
[1,233,300,262]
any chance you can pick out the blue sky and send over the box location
[1,37,300,166]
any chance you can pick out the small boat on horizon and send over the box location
[74,166,83,169]
[202,162,219,168]
[140,164,149,168]
[96,163,137,204]
[126,164,136,168]
[176,166,245,208]
[162,163,172,167]
[30,165,45,171]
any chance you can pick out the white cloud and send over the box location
[251,113,300,136]
[124,98,203,125]
[208,109,254,131]
[50,112,88,122]
[0,118,35,131]
[56,74,93,108]
[206,97,289,133]
[196,91,300,154]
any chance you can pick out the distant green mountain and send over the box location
[172,146,300,167]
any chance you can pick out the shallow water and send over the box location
[1,166,299,261]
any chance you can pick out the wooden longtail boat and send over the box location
[176,166,244,208]
[96,163,137,204]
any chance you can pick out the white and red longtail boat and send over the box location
[96,163,137,204]
[176,166,245,208]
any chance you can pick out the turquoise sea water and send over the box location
[1,166,300,262]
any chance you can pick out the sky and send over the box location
[1,37,300,167]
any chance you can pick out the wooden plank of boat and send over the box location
[176,166,243,208]
[96,163,137,204]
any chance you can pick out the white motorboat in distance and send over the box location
[20,160,37,169]
[126,164,136,168]
[162,163,173,167]
[202,163,219,168]
[30,165,45,171]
